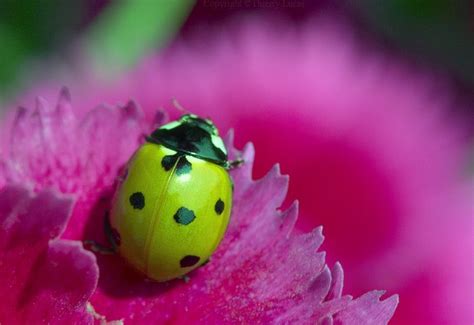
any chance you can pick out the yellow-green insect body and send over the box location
[108,114,235,282]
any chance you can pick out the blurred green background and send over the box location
[0,0,472,102]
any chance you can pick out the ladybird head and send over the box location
[148,114,228,167]
[180,114,219,136]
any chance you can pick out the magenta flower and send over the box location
[0,13,474,324]
[10,14,473,324]
[0,87,398,323]
[0,186,98,323]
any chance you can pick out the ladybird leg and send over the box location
[83,212,117,255]
[103,211,120,252]
[178,275,191,283]
[83,240,116,255]
[228,157,244,170]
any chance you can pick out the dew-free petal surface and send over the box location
[17,17,467,324]
[0,93,398,323]
[0,185,98,324]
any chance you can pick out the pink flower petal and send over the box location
[333,291,399,325]
[11,15,469,323]
[0,185,99,324]
[1,94,397,323]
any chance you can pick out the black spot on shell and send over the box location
[161,153,179,171]
[129,192,145,210]
[215,199,225,215]
[180,255,200,268]
[174,207,196,225]
[176,156,192,176]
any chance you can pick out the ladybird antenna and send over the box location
[172,99,190,115]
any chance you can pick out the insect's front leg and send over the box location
[83,240,116,255]
[228,158,245,170]
[83,212,117,255]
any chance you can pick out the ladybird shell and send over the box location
[109,142,232,281]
